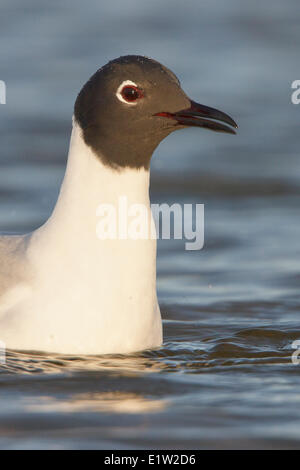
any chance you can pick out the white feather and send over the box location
[0,121,162,354]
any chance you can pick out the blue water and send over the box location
[0,0,300,449]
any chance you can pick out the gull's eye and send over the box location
[122,86,142,102]
[116,80,144,105]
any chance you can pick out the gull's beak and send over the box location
[155,100,238,135]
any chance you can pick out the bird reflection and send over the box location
[26,391,168,414]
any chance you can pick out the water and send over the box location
[0,0,300,449]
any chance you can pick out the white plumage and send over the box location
[0,122,162,354]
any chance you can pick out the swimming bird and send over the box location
[0,56,237,354]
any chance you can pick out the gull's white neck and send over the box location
[8,121,162,355]
[42,120,151,239]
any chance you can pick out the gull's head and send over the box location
[74,55,238,170]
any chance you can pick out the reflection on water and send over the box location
[1,0,300,450]
[26,392,168,414]
[1,349,167,375]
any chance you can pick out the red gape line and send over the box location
[155,111,197,120]
[155,112,175,118]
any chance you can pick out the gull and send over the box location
[0,56,237,354]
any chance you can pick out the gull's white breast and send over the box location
[0,123,162,354]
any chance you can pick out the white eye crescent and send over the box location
[116,80,143,105]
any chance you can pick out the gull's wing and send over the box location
[0,234,31,298]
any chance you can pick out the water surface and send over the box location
[0,0,300,449]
